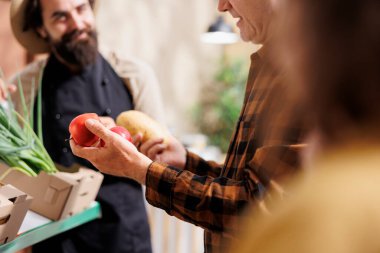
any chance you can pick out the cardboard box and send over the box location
[0,184,33,244]
[0,165,103,220]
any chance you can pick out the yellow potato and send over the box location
[116,110,169,143]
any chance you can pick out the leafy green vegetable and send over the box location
[0,69,57,177]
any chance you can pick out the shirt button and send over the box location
[55,113,61,120]
[102,78,109,86]
[105,108,112,115]
[62,147,68,153]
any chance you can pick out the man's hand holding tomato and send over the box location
[100,126,132,147]
[69,113,122,147]
[70,119,152,184]
[99,116,117,128]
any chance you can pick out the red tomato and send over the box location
[100,126,132,147]
[69,113,100,147]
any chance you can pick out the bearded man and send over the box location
[9,0,165,252]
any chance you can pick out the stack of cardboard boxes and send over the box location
[0,183,32,244]
[0,165,103,245]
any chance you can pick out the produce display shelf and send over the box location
[0,201,101,252]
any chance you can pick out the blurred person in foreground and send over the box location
[4,0,166,252]
[232,0,380,252]
[70,0,309,252]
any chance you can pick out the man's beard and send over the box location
[49,29,98,70]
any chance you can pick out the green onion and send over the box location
[0,69,58,177]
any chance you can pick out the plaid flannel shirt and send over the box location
[145,48,307,253]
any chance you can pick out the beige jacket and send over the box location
[9,52,165,124]
[234,143,380,253]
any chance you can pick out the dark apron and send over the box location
[32,54,152,253]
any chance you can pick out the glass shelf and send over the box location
[0,202,101,253]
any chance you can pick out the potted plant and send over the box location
[193,58,248,153]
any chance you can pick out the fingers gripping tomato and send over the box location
[100,126,132,147]
[110,126,132,142]
[69,113,100,147]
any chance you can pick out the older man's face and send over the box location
[218,0,272,44]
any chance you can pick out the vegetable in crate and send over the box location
[0,77,57,177]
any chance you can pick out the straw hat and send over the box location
[10,0,50,54]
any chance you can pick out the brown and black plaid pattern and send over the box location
[145,48,307,253]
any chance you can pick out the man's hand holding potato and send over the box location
[117,110,187,169]
[70,119,152,184]
[139,135,187,169]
